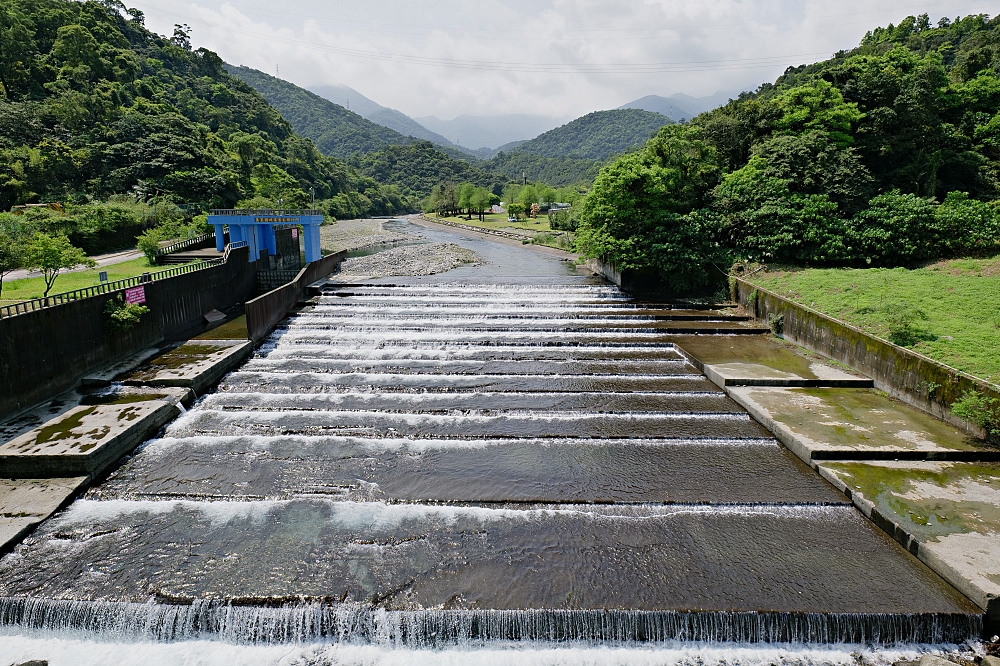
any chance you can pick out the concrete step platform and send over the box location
[728,386,999,462]
[0,477,86,554]
[671,335,874,388]
[817,460,1000,623]
[0,398,179,478]
[120,339,253,395]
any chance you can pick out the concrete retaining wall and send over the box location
[246,250,346,344]
[732,278,999,437]
[0,246,256,420]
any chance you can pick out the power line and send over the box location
[141,6,834,74]
[192,0,980,37]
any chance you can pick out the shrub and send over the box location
[847,192,943,266]
[105,294,150,331]
[951,389,1000,437]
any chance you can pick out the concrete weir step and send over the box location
[0,477,86,554]
[729,386,1000,462]
[119,339,253,395]
[0,399,180,478]
[0,274,990,645]
[671,335,874,389]
[816,460,1000,625]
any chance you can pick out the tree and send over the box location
[507,202,526,221]
[847,192,942,266]
[25,233,95,297]
[470,187,493,222]
[772,80,863,147]
[713,156,847,264]
[457,182,476,219]
[0,217,29,298]
[576,125,725,292]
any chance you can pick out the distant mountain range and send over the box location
[484,109,672,186]
[226,65,739,191]
[618,91,746,122]
[308,83,473,155]
[512,109,672,160]
[225,65,415,159]
[413,114,568,152]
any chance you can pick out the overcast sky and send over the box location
[128,0,994,120]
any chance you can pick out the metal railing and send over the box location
[155,233,217,257]
[209,209,323,217]
[0,241,250,320]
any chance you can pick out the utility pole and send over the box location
[522,172,527,186]
[310,187,315,207]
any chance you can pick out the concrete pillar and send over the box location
[246,225,259,262]
[229,224,243,245]
[213,224,225,252]
[304,224,321,263]
[264,225,277,257]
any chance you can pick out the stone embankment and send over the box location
[673,316,1000,631]
[0,327,253,555]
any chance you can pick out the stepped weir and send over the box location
[0,223,984,660]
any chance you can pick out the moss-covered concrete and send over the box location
[818,461,1000,613]
[0,400,178,477]
[120,339,253,394]
[670,334,871,387]
[733,277,1000,440]
[194,314,249,341]
[729,387,995,461]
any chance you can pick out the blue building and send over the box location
[207,209,325,263]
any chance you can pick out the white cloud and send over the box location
[129,0,995,118]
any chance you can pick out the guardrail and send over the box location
[0,241,250,320]
[154,233,216,257]
[245,250,346,344]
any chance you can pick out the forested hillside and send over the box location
[225,65,414,159]
[354,142,502,199]
[576,14,1000,293]
[0,0,409,218]
[484,150,602,187]
[515,109,672,160]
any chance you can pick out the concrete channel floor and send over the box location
[819,460,1000,617]
[0,277,982,644]
[0,221,993,646]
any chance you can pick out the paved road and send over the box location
[4,248,143,281]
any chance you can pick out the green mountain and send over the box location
[225,65,415,159]
[514,109,673,160]
[354,142,502,198]
[0,0,405,215]
[484,151,602,187]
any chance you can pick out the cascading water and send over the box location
[0,226,984,663]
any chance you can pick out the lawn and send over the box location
[430,213,577,251]
[748,256,1000,383]
[435,213,554,233]
[0,257,173,307]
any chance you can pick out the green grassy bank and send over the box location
[0,258,174,308]
[748,257,1000,383]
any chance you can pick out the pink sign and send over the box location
[125,285,146,305]
[291,228,298,239]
